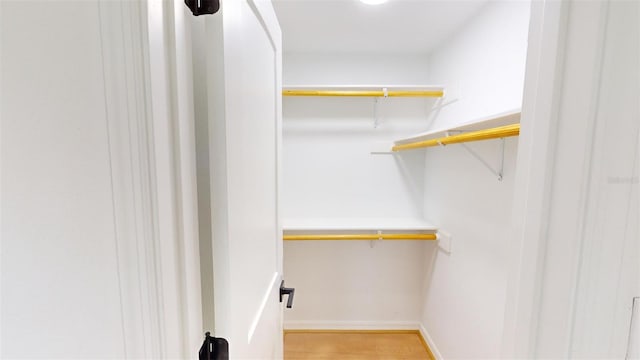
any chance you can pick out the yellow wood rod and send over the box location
[282,90,444,98]
[392,123,520,152]
[283,233,437,241]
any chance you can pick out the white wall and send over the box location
[284,53,430,85]
[282,54,435,328]
[426,1,529,131]
[283,98,429,220]
[419,1,530,358]
[421,139,519,358]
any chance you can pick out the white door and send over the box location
[205,1,285,359]
[1,1,202,358]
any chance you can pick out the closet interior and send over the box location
[275,1,531,358]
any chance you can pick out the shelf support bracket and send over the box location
[499,138,505,180]
[370,230,383,248]
[373,97,380,128]
[373,88,389,129]
[459,138,505,181]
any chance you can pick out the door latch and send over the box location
[279,280,295,309]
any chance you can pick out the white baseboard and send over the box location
[419,323,443,360]
[284,320,421,331]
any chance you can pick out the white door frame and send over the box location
[503,0,636,357]
[500,1,569,356]
[99,0,203,357]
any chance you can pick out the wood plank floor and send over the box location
[284,331,434,360]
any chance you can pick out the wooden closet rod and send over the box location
[283,233,437,241]
[392,123,520,152]
[282,90,444,98]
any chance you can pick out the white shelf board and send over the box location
[283,217,437,233]
[283,84,445,92]
[394,108,521,145]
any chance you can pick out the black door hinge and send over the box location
[199,332,229,360]
[185,0,220,16]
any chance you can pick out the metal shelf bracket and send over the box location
[373,97,380,128]
[458,137,506,181]
[370,230,384,248]
[373,89,389,129]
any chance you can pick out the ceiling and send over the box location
[272,0,489,54]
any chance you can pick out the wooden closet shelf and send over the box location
[283,233,437,241]
[282,218,438,241]
[392,109,521,152]
[393,123,520,152]
[282,85,445,98]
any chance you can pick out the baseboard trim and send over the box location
[284,321,420,331]
[284,329,420,335]
[419,323,442,360]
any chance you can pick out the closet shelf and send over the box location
[282,85,445,98]
[392,109,521,152]
[283,217,437,241]
[393,124,519,151]
[283,234,436,241]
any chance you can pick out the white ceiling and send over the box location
[272,0,489,54]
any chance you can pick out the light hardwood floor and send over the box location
[284,330,434,360]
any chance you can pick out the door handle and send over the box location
[279,280,295,309]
